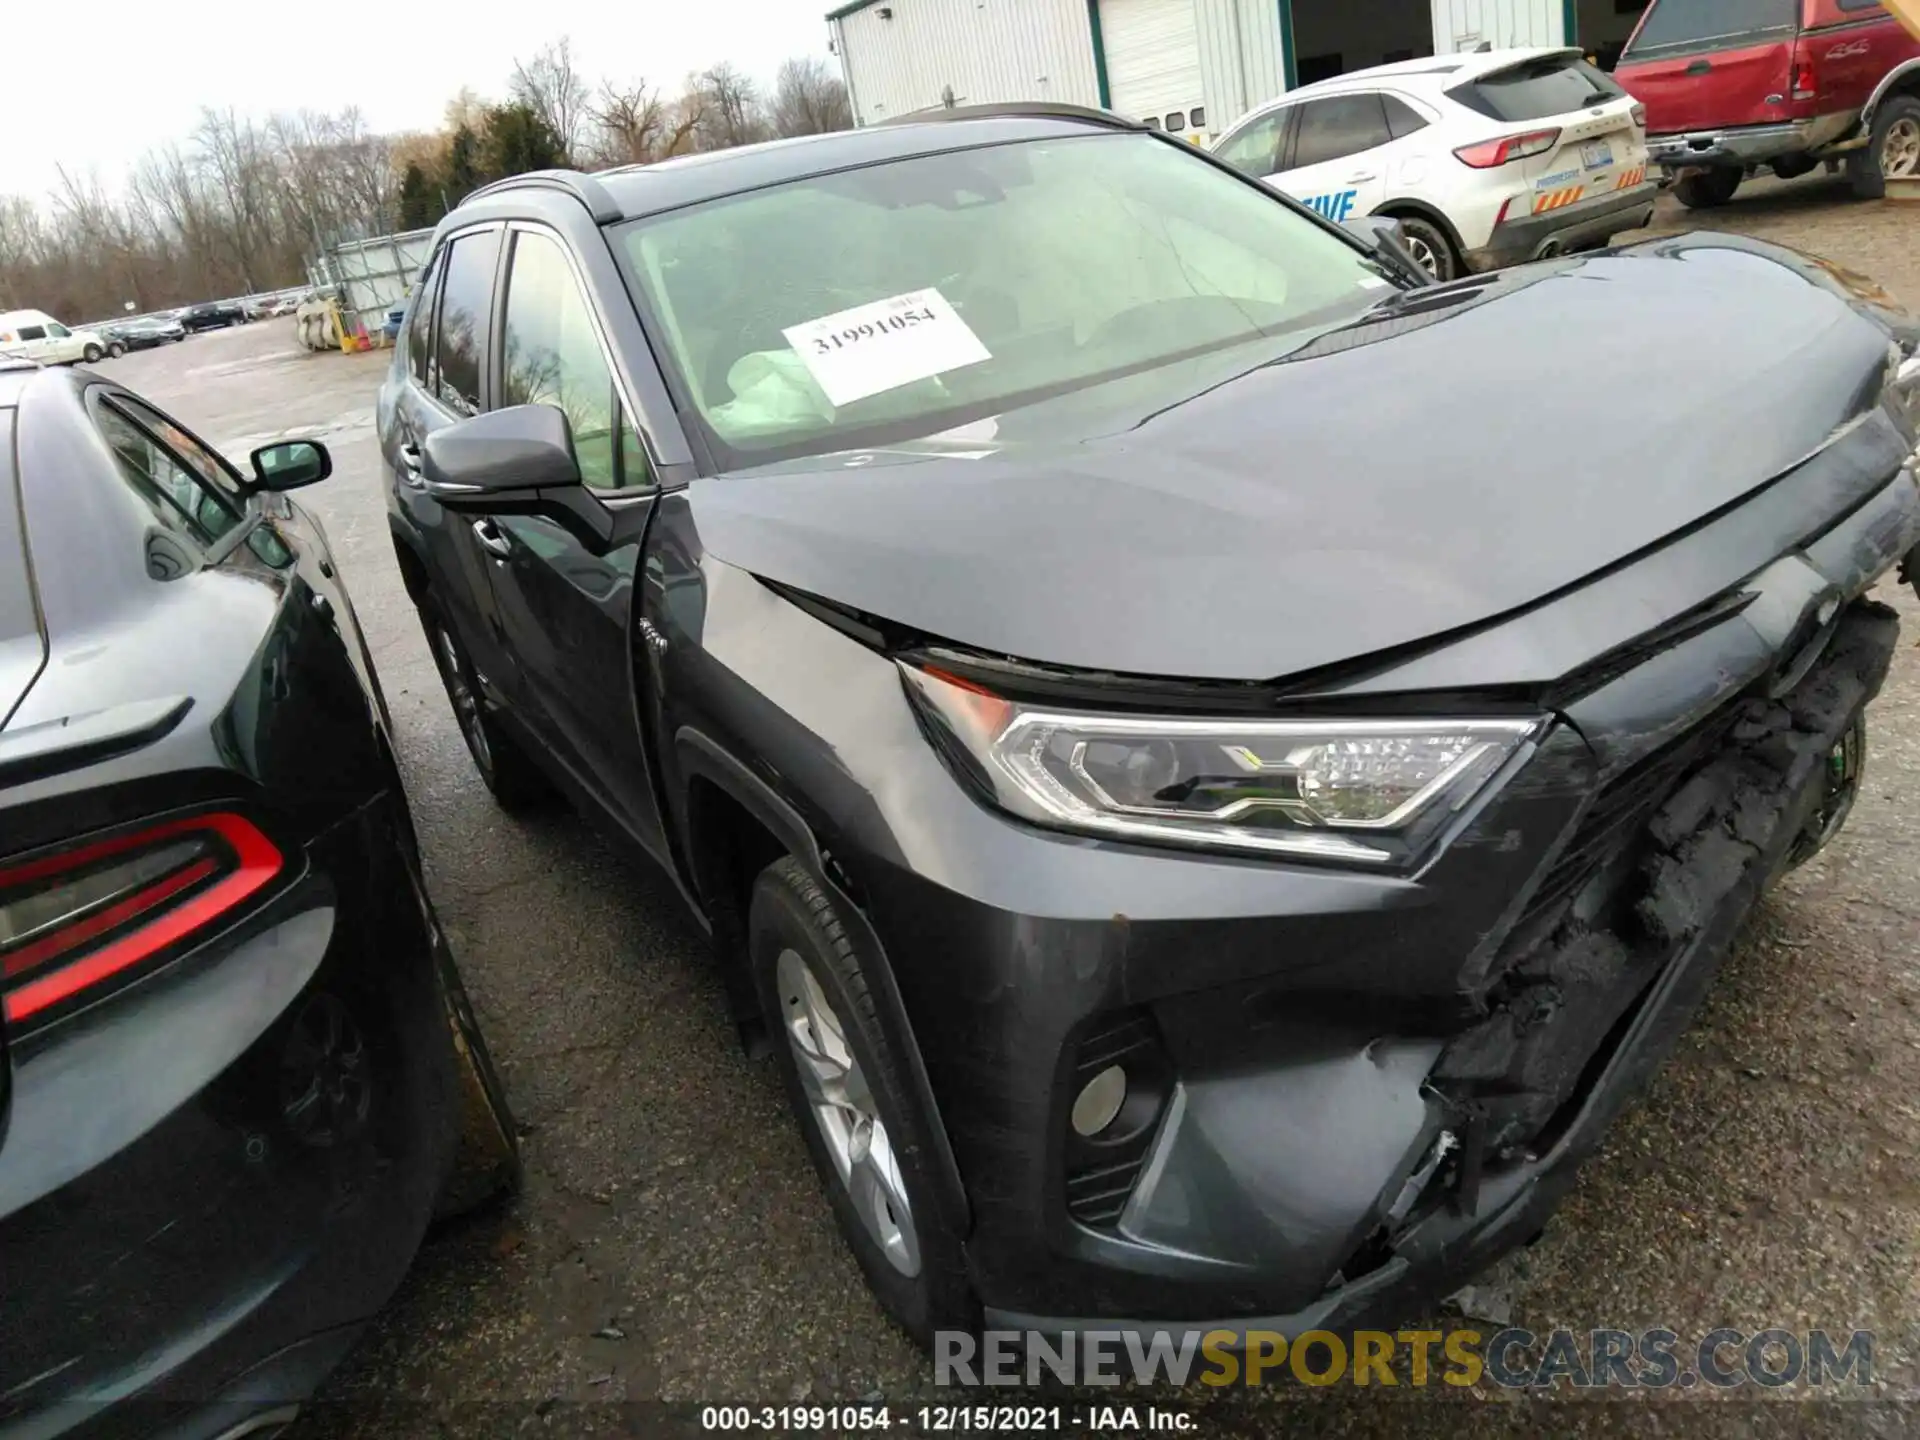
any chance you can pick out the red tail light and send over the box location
[1,814,282,1024]
[1453,128,1562,169]
[1791,59,1817,102]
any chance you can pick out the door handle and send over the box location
[1686,59,1712,75]
[1347,172,1378,183]
[472,518,513,560]
[398,442,424,484]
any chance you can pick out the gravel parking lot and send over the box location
[95,176,1920,1437]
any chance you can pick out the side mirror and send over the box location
[420,404,581,505]
[249,439,331,492]
[1342,214,1434,287]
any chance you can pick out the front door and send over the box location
[473,225,670,865]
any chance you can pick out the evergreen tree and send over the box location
[397,162,436,229]
[443,124,483,199]
[480,102,567,181]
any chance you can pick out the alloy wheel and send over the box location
[1404,233,1440,277]
[279,992,373,1147]
[776,947,921,1277]
[433,626,493,772]
[1883,117,1920,181]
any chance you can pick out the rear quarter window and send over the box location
[1448,56,1627,122]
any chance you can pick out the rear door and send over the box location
[1273,92,1395,223]
[1448,54,1651,210]
[1615,0,1802,132]
[384,227,523,704]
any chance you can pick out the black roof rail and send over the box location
[460,169,623,224]
[878,102,1147,132]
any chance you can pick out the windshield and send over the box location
[1625,0,1799,57]
[616,133,1393,468]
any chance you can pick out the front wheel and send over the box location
[106,341,125,359]
[1387,214,1460,281]
[1673,166,1742,209]
[1849,96,1920,200]
[81,343,103,363]
[751,857,974,1346]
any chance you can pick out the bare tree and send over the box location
[771,57,854,137]
[586,79,666,167]
[512,39,592,164]
[690,63,770,151]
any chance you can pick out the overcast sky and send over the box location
[4,0,835,199]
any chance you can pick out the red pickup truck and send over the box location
[1615,0,1920,207]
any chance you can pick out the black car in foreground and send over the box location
[0,359,518,1437]
[179,301,246,334]
[378,106,1920,1347]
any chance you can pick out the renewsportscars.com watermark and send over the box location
[936,1327,1875,1390]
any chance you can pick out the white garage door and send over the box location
[1100,0,1205,133]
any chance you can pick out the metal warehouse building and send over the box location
[828,0,1651,141]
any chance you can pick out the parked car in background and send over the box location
[1211,48,1656,280]
[105,314,187,350]
[1616,0,1920,206]
[0,356,519,1435]
[0,310,123,365]
[180,299,247,332]
[379,111,1920,1346]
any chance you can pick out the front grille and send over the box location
[1516,703,1744,935]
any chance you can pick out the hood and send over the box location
[689,239,1904,683]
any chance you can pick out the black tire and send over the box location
[81,343,103,363]
[417,597,553,810]
[1385,213,1460,281]
[106,341,125,359]
[750,856,974,1347]
[1849,95,1920,201]
[1673,166,1742,209]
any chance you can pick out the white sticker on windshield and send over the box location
[783,289,991,408]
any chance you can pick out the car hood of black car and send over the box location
[688,242,1902,683]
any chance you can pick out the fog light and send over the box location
[1071,1065,1127,1137]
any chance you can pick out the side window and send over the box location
[408,248,444,389]
[1383,96,1429,140]
[433,229,501,416]
[500,229,654,493]
[1292,93,1394,169]
[45,323,70,339]
[1836,0,1884,10]
[93,398,246,546]
[15,325,46,342]
[1215,111,1288,177]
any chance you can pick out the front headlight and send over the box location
[902,666,1540,865]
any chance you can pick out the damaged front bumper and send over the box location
[973,600,1901,1342]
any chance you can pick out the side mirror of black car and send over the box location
[420,404,581,505]
[249,439,331,492]
[1341,215,1434,288]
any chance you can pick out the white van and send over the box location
[0,309,123,365]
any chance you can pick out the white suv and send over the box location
[0,309,123,365]
[1212,48,1656,281]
